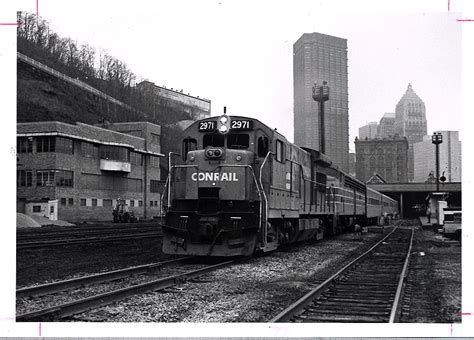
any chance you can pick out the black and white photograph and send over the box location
[1,0,473,337]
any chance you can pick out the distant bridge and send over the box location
[368,182,461,218]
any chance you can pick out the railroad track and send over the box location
[17,226,161,241]
[17,257,234,321]
[16,231,163,249]
[17,225,163,249]
[271,226,414,323]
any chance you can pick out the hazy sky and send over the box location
[1,0,474,337]
[14,0,465,151]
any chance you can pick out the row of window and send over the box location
[57,197,161,208]
[17,137,158,167]
[17,170,73,187]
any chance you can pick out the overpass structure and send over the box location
[368,182,461,218]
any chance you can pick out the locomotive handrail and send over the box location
[259,151,273,248]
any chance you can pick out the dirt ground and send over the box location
[401,225,461,323]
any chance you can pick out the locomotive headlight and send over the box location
[236,155,242,161]
[189,155,195,162]
[206,149,214,157]
[219,125,229,133]
[219,116,228,124]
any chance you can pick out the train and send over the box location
[161,113,399,256]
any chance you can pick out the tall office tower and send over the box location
[394,83,428,181]
[378,113,396,138]
[359,122,379,140]
[294,32,349,172]
[413,131,462,183]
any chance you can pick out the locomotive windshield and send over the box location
[203,132,250,150]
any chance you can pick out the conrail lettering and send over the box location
[191,172,239,182]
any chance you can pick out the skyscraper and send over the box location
[293,33,349,172]
[413,131,462,183]
[378,113,396,138]
[394,83,428,181]
[359,122,379,140]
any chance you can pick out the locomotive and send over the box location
[161,113,398,256]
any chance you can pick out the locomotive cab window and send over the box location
[203,133,225,148]
[275,140,285,163]
[227,133,249,149]
[257,136,269,157]
[182,137,197,161]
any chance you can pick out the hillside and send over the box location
[17,57,189,178]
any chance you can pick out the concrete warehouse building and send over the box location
[16,121,164,222]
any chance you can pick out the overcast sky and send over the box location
[19,0,465,151]
[1,0,474,337]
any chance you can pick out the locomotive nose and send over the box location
[205,148,224,159]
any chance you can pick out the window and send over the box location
[182,138,197,161]
[130,200,135,207]
[275,140,285,163]
[17,170,32,187]
[203,133,225,148]
[60,198,67,206]
[17,137,32,153]
[33,205,41,213]
[103,199,113,207]
[150,200,153,207]
[92,198,97,207]
[151,133,160,145]
[82,142,98,158]
[56,137,74,154]
[80,198,86,206]
[130,152,143,165]
[150,156,160,168]
[227,133,249,149]
[257,136,269,157]
[99,145,129,162]
[36,170,55,186]
[55,170,74,187]
[151,180,161,193]
[68,198,74,206]
[154,201,158,207]
[36,137,56,153]
[138,200,143,207]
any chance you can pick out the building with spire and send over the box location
[293,32,349,172]
[394,84,428,181]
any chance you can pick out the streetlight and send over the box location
[312,81,330,154]
[431,132,443,192]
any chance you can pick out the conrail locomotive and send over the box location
[161,113,398,256]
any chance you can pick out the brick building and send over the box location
[17,121,164,222]
[355,136,409,183]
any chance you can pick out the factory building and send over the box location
[16,121,164,222]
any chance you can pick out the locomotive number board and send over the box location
[230,119,253,130]
[198,121,216,131]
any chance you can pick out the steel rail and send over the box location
[17,232,163,249]
[270,227,399,322]
[17,227,161,240]
[17,260,234,321]
[389,226,415,322]
[16,257,193,298]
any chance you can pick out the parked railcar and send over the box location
[161,114,399,256]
